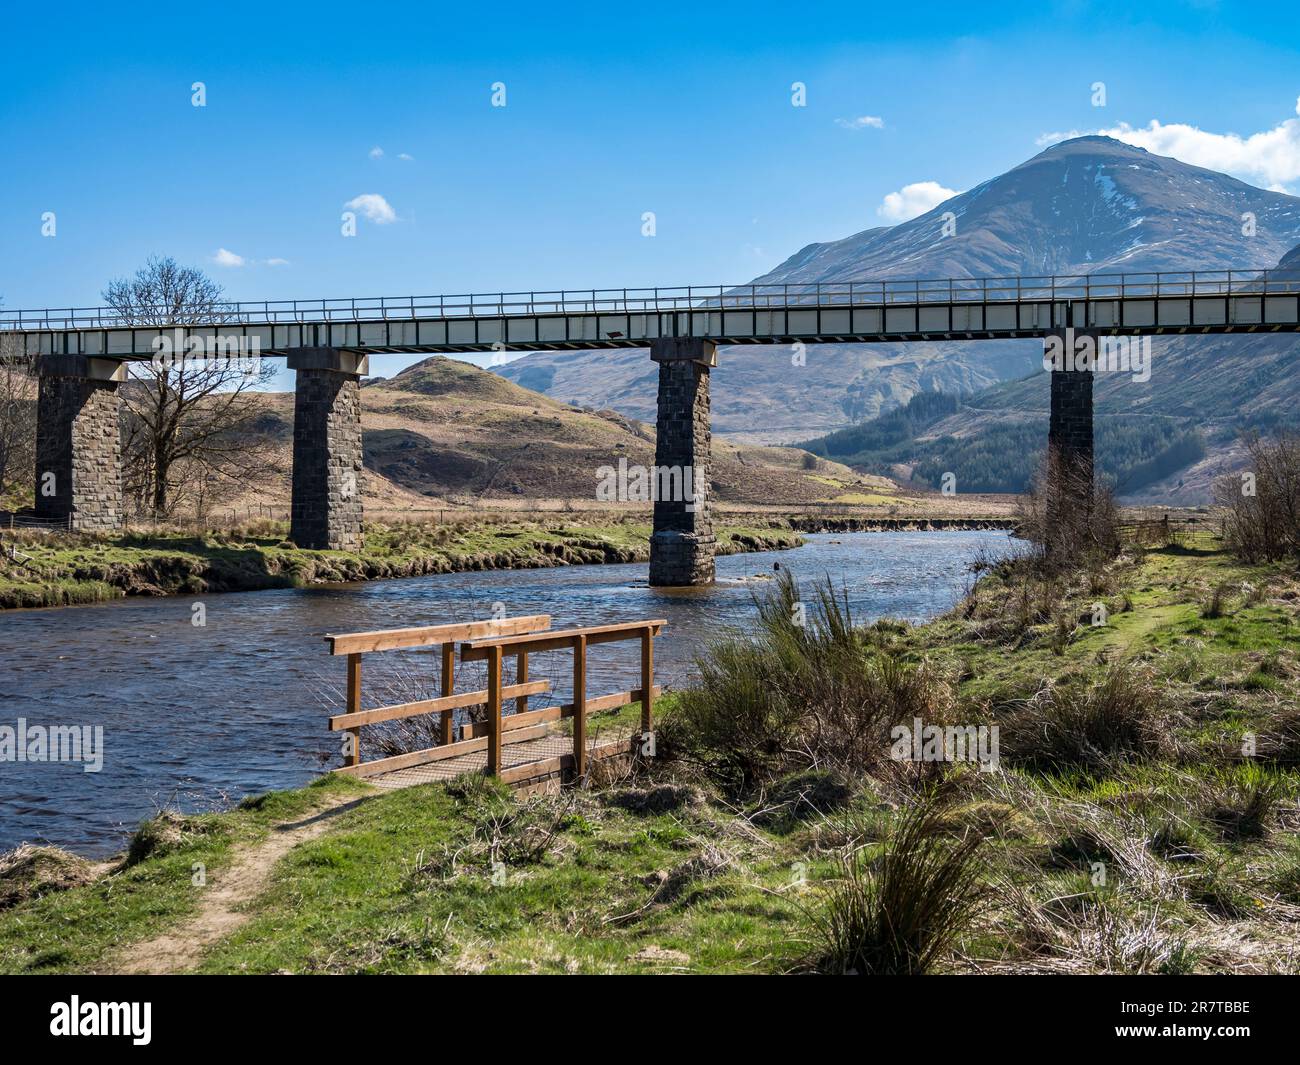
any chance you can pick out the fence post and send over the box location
[516,651,529,715]
[640,625,654,736]
[486,645,503,776]
[572,634,588,779]
[346,653,362,767]
[440,643,455,745]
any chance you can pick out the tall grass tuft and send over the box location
[998,663,1179,773]
[661,570,955,788]
[810,791,988,975]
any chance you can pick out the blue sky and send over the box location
[2,0,1298,382]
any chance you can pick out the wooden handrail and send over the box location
[326,614,551,655]
[326,679,550,731]
[458,619,666,660]
[456,686,662,739]
[462,618,665,784]
[326,614,664,784]
[324,613,552,775]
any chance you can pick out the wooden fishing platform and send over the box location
[322,613,664,791]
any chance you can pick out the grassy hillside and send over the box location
[227,356,881,513]
[803,382,1213,499]
[5,534,1300,974]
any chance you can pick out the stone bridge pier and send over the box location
[1044,328,1095,553]
[34,355,125,531]
[288,348,367,551]
[648,337,716,586]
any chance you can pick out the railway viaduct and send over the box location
[5,270,1298,584]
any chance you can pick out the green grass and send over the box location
[0,776,367,974]
[192,776,813,974]
[5,535,1300,974]
[0,519,801,609]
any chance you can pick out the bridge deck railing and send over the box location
[3,270,1299,331]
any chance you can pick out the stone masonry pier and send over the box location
[1045,331,1096,553]
[34,354,124,531]
[288,348,366,552]
[649,337,716,587]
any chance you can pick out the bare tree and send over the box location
[0,328,37,504]
[103,256,282,519]
[1017,449,1119,567]
[1215,431,1300,562]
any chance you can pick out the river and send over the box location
[0,530,1008,855]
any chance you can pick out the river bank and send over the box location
[0,519,802,610]
[0,531,999,855]
[5,534,1300,974]
[786,515,1016,533]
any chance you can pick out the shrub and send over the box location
[809,792,988,975]
[661,571,956,788]
[1016,452,1120,568]
[1198,765,1282,843]
[0,844,95,909]
[1215,431,1300,562]
[126,809,224,866]
[998,663,1179,773]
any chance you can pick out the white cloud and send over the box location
[1037,98,1300,188]
[877,181,961,222]
[368,146,384,159]
[344,193,397,224]
[212,249,291,268]
[835,115,884,130]
[398,152,414,161]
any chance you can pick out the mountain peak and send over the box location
[1034,134,1150,157]
[751,135,1300,284]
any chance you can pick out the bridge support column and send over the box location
[288,348,367,551]
[34,355,125,531]
[649,338,716,586]
[1045,332,1094,556]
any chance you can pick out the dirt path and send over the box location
[114,795,369,975]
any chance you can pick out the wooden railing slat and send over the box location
[439,642,455,746]
[332,723,552,779]
[486,645,504,775]
[640,624,654,735]
[459,619,665,660]
[573,634,588,779]
[326,679,550,731]
[346,653,362,767]
[326,614,551,655]
[458,686,662,739]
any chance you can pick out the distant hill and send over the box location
[499,139,1300,499]
[230,356,878,513]
[499,136,1300,455]
[802,239,1300,503]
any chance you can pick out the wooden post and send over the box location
[486,645,503,776]
[572,634,587,779]
[640,625,654,735]
[516,651,529,716]
[346,652,362,767]
[439,642,455,746]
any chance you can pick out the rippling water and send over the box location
[0,530,1007,855]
